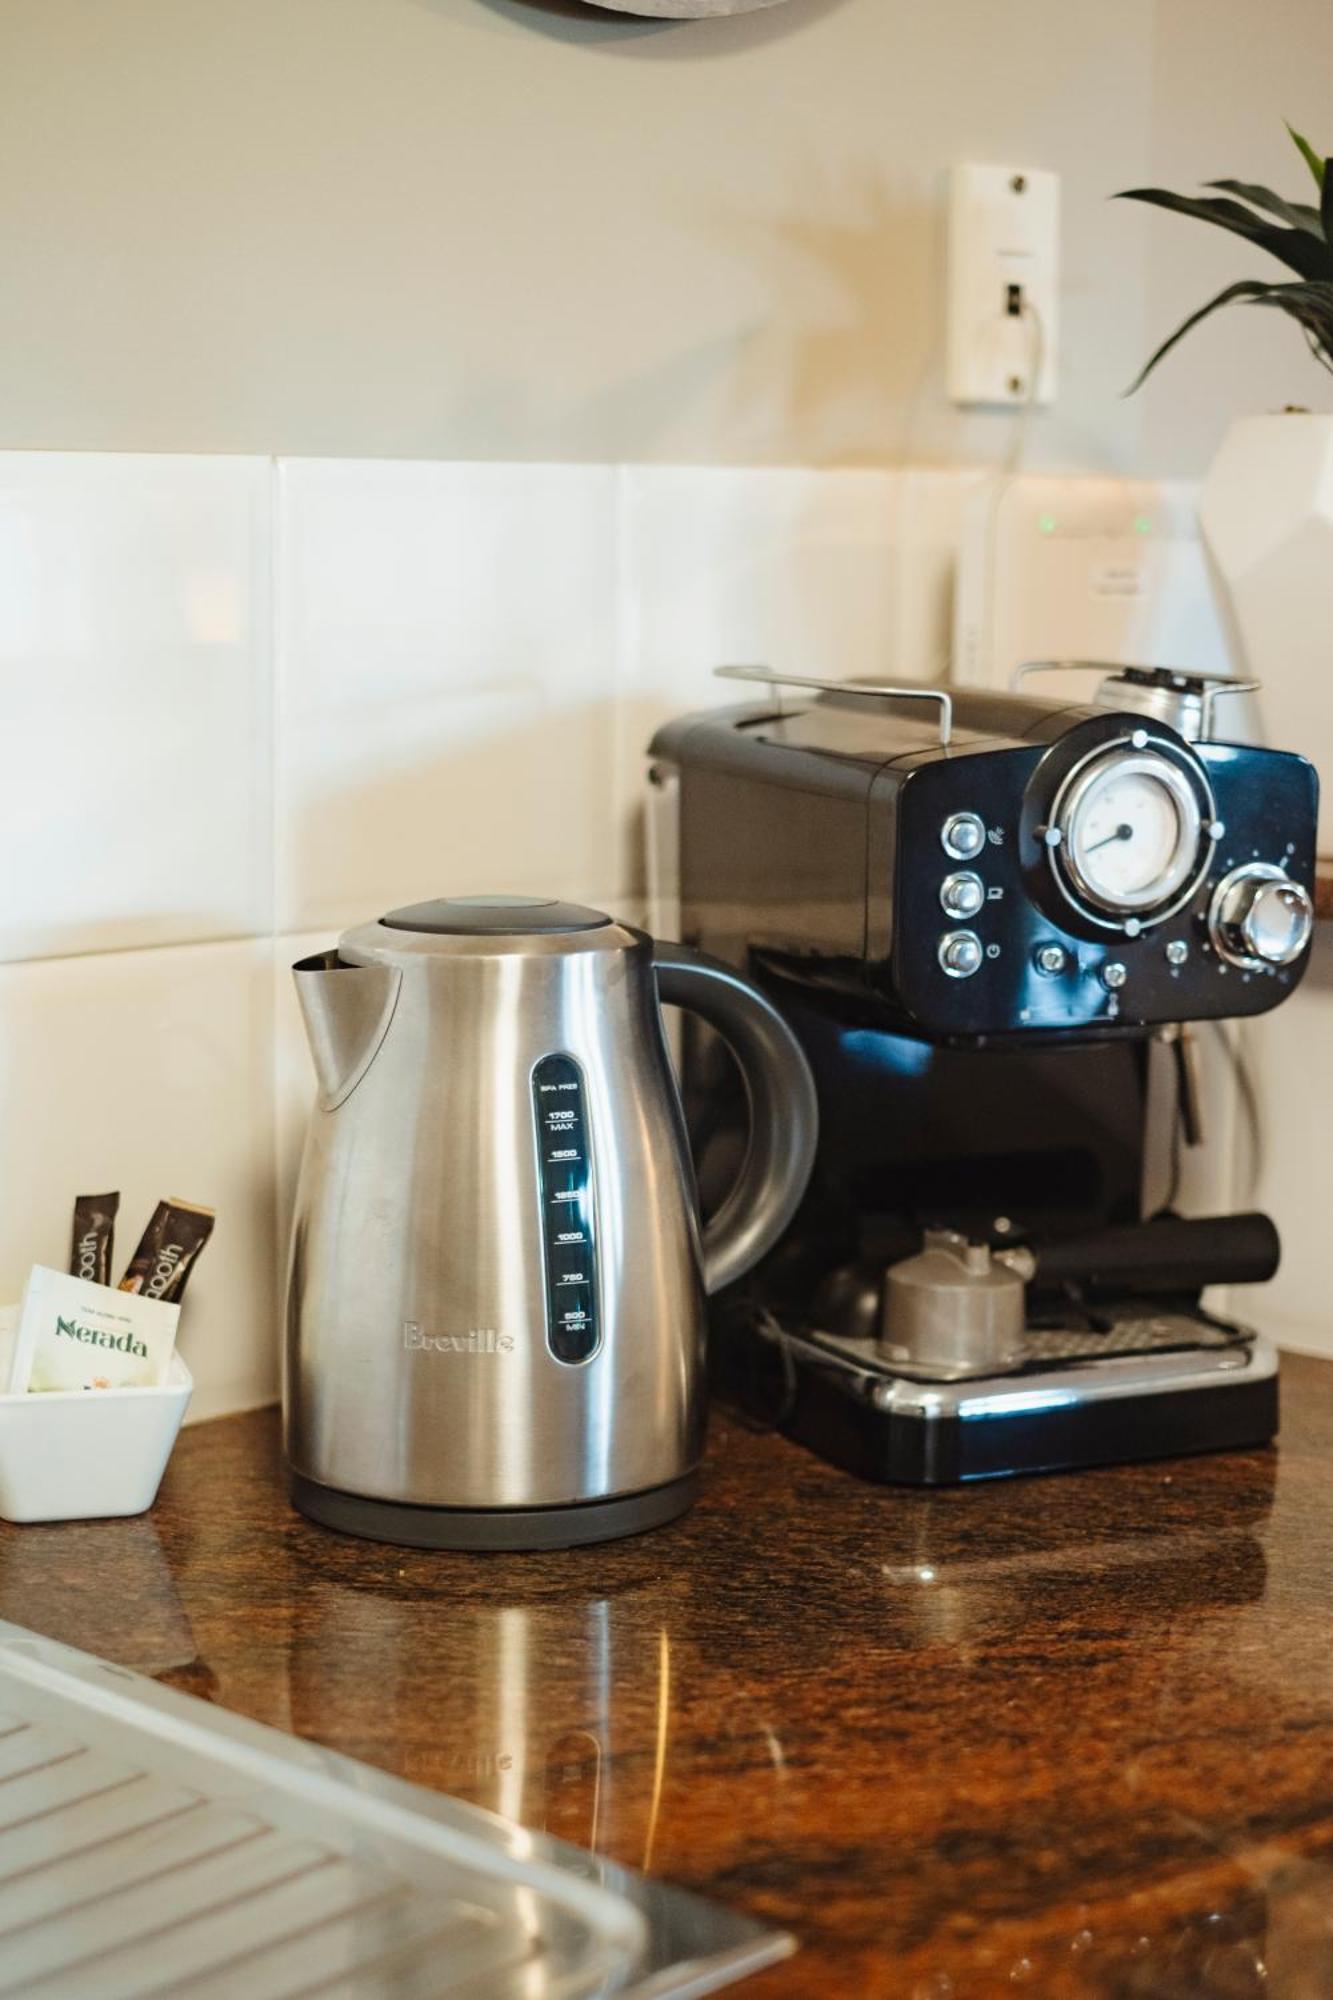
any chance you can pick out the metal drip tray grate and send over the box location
[1017,1312,1248,1366]
[0,1623,789,1999]
[809,1307,1252,1386]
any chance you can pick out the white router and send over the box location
[952,473,1241,719]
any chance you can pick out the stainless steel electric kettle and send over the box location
[285,895,818,1550]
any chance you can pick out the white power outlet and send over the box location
[947,163,1059,407]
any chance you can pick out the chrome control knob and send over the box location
[938,930,983,979]
[941,813,986,861]
[940,870,985,920]
[1209,865,1314,969]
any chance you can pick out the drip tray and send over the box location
[0,1621,791,1999]
[815,1306,1253,1383]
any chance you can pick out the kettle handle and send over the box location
[652,945,818,1296]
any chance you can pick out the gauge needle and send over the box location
[1086,823,1134,854]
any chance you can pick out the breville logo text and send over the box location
[402,1323,514,1355]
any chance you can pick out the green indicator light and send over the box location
[1134,514,1153,535]
[1038,513,1057,535]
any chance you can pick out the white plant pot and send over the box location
[1200,411,1333,852]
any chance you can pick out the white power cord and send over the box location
[1207,1019,1265,1206]
[1003,298,1046,473]
[967,296,1048,690]
[892,294,1048,683]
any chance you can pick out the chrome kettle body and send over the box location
[285,896,817,1549]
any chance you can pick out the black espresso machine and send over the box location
[648,664,1318,1484]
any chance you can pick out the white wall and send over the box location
[2,0,1331,471]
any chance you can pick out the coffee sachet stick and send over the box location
[70,1193,119,1288]
[118,1198,215,1305]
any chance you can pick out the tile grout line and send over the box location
[611,462,636,913]
[268,457,291,1346]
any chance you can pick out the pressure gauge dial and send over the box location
[1047,741,1215,929]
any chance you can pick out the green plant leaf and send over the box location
[1116,187,1332,278]
[1322,163,1333,247]
[1244,276,1333,309]
[1124,280,1273,394]
[1244,277,1333,324]
[1206,179,1324,235]
[1288,122,1326,190]
[1241,279,1333,374]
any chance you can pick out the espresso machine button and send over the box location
[939,870,985,920]
[1165,939,1189,966]
[1210,865,1314,968]
[1101,961,1128,991]
[1033,942,1068,976]
[941,812,986,861]
[939,931,983,979]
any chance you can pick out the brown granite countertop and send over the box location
[9,1364,1333,1998]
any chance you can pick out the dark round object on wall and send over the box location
[586,0,793,14]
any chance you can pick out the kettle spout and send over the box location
[292,952,402,1109]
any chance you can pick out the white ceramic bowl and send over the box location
[0,1353,192,1523]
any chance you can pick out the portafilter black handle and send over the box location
[1032,1212,1280,1297]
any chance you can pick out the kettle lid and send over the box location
[380,894,612,937]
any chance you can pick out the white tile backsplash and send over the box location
[272,930,331,1292]
[276,460,619,930]
[615,467,899,895]
[0,445,1323,1420]
[619,465,899,695]
[890,468,988,683]
[0,454,272,961]
[0,939,278,1424]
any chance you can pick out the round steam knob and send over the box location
[1210,866,1314,968]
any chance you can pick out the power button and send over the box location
[939,931,984,979]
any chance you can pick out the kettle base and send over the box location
[289,1470,699,1551]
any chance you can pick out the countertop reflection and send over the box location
[9,1358,1333,1997]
